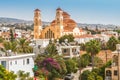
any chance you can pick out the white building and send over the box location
[63,27,87,36]
[74,35,95,44]
[0,27,10,33]
[0,53,35,77]
[14,29,22,38]
[56,40,80,58]
[74,34,112,44]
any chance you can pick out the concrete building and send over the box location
[56,39,80,58]
[105,44,120,80]
[0,53,35,77]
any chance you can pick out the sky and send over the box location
[0,0,120,25]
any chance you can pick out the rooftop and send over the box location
[0,53,35,60]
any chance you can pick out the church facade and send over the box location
[34,8,86,39]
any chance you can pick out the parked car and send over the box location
[64,74,74,80]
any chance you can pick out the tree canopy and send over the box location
[85,40,101,69]
[0,65,17,80]
[59,34,74,43]
[107,36,119,51]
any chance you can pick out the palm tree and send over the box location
[85,40,101,69]
[3,41,17,56]
[17,38,33,53]
[107,36,119,51]
[45,43,58,55]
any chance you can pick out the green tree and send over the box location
[0,36,4,43]
[78,53,91,80]
[79,43,86,51]
[59,34,74,43]
[17,38,33,53]
[10,28,15,42]
[79,53,91,68]
[80,60,111,80]
[17,70,33,80]
[45,43,58,55]
[85,40,101,69]
[0,65,17,80]
[88,72,103,80]
[94,57,103,67]
[107,36,119,51]
[81,70,91,80]
[81,70,103,80]
[65,59,78,74]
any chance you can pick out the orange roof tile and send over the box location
[75,35,94,38]
[63,11,70,16]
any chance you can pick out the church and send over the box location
[34,8,86,39]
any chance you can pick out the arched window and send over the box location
[53,33,54,38]
[106,70,112,76]
[45,29,55,39]
[113,55,118,66]
[45,33,47,38]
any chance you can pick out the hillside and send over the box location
[0,17,32,24]
[0,17,118,30]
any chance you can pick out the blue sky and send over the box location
[0,0,120,25]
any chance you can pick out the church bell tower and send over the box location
[34,9,42,39]
[55,8,63,38]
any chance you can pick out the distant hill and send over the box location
[0,17,32,24]
[0,17,118,29]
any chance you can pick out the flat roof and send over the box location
[0,53,35,60]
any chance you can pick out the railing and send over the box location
[105,76,112,80]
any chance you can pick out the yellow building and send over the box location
[34,8,86,39]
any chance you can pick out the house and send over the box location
[0,27,10,41]
[74,34,94,44]
[0,53,35,77]
[105,50,120,80]
[56,39,80,58]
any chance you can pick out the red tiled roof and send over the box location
[63,11,70,16]
[63,19,76,24]
[75,35,94,38]
[63,27,73,32]
[79,28,83,32]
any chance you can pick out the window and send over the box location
[106,70,112,76]
[27,59,29,64]
[1,61,6,68]
[10,61,12,65]
[64,49,67,53]
[114,70,118,76]
[15,61,17,64]
[72,48,76,52]
[23,60,25,65]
